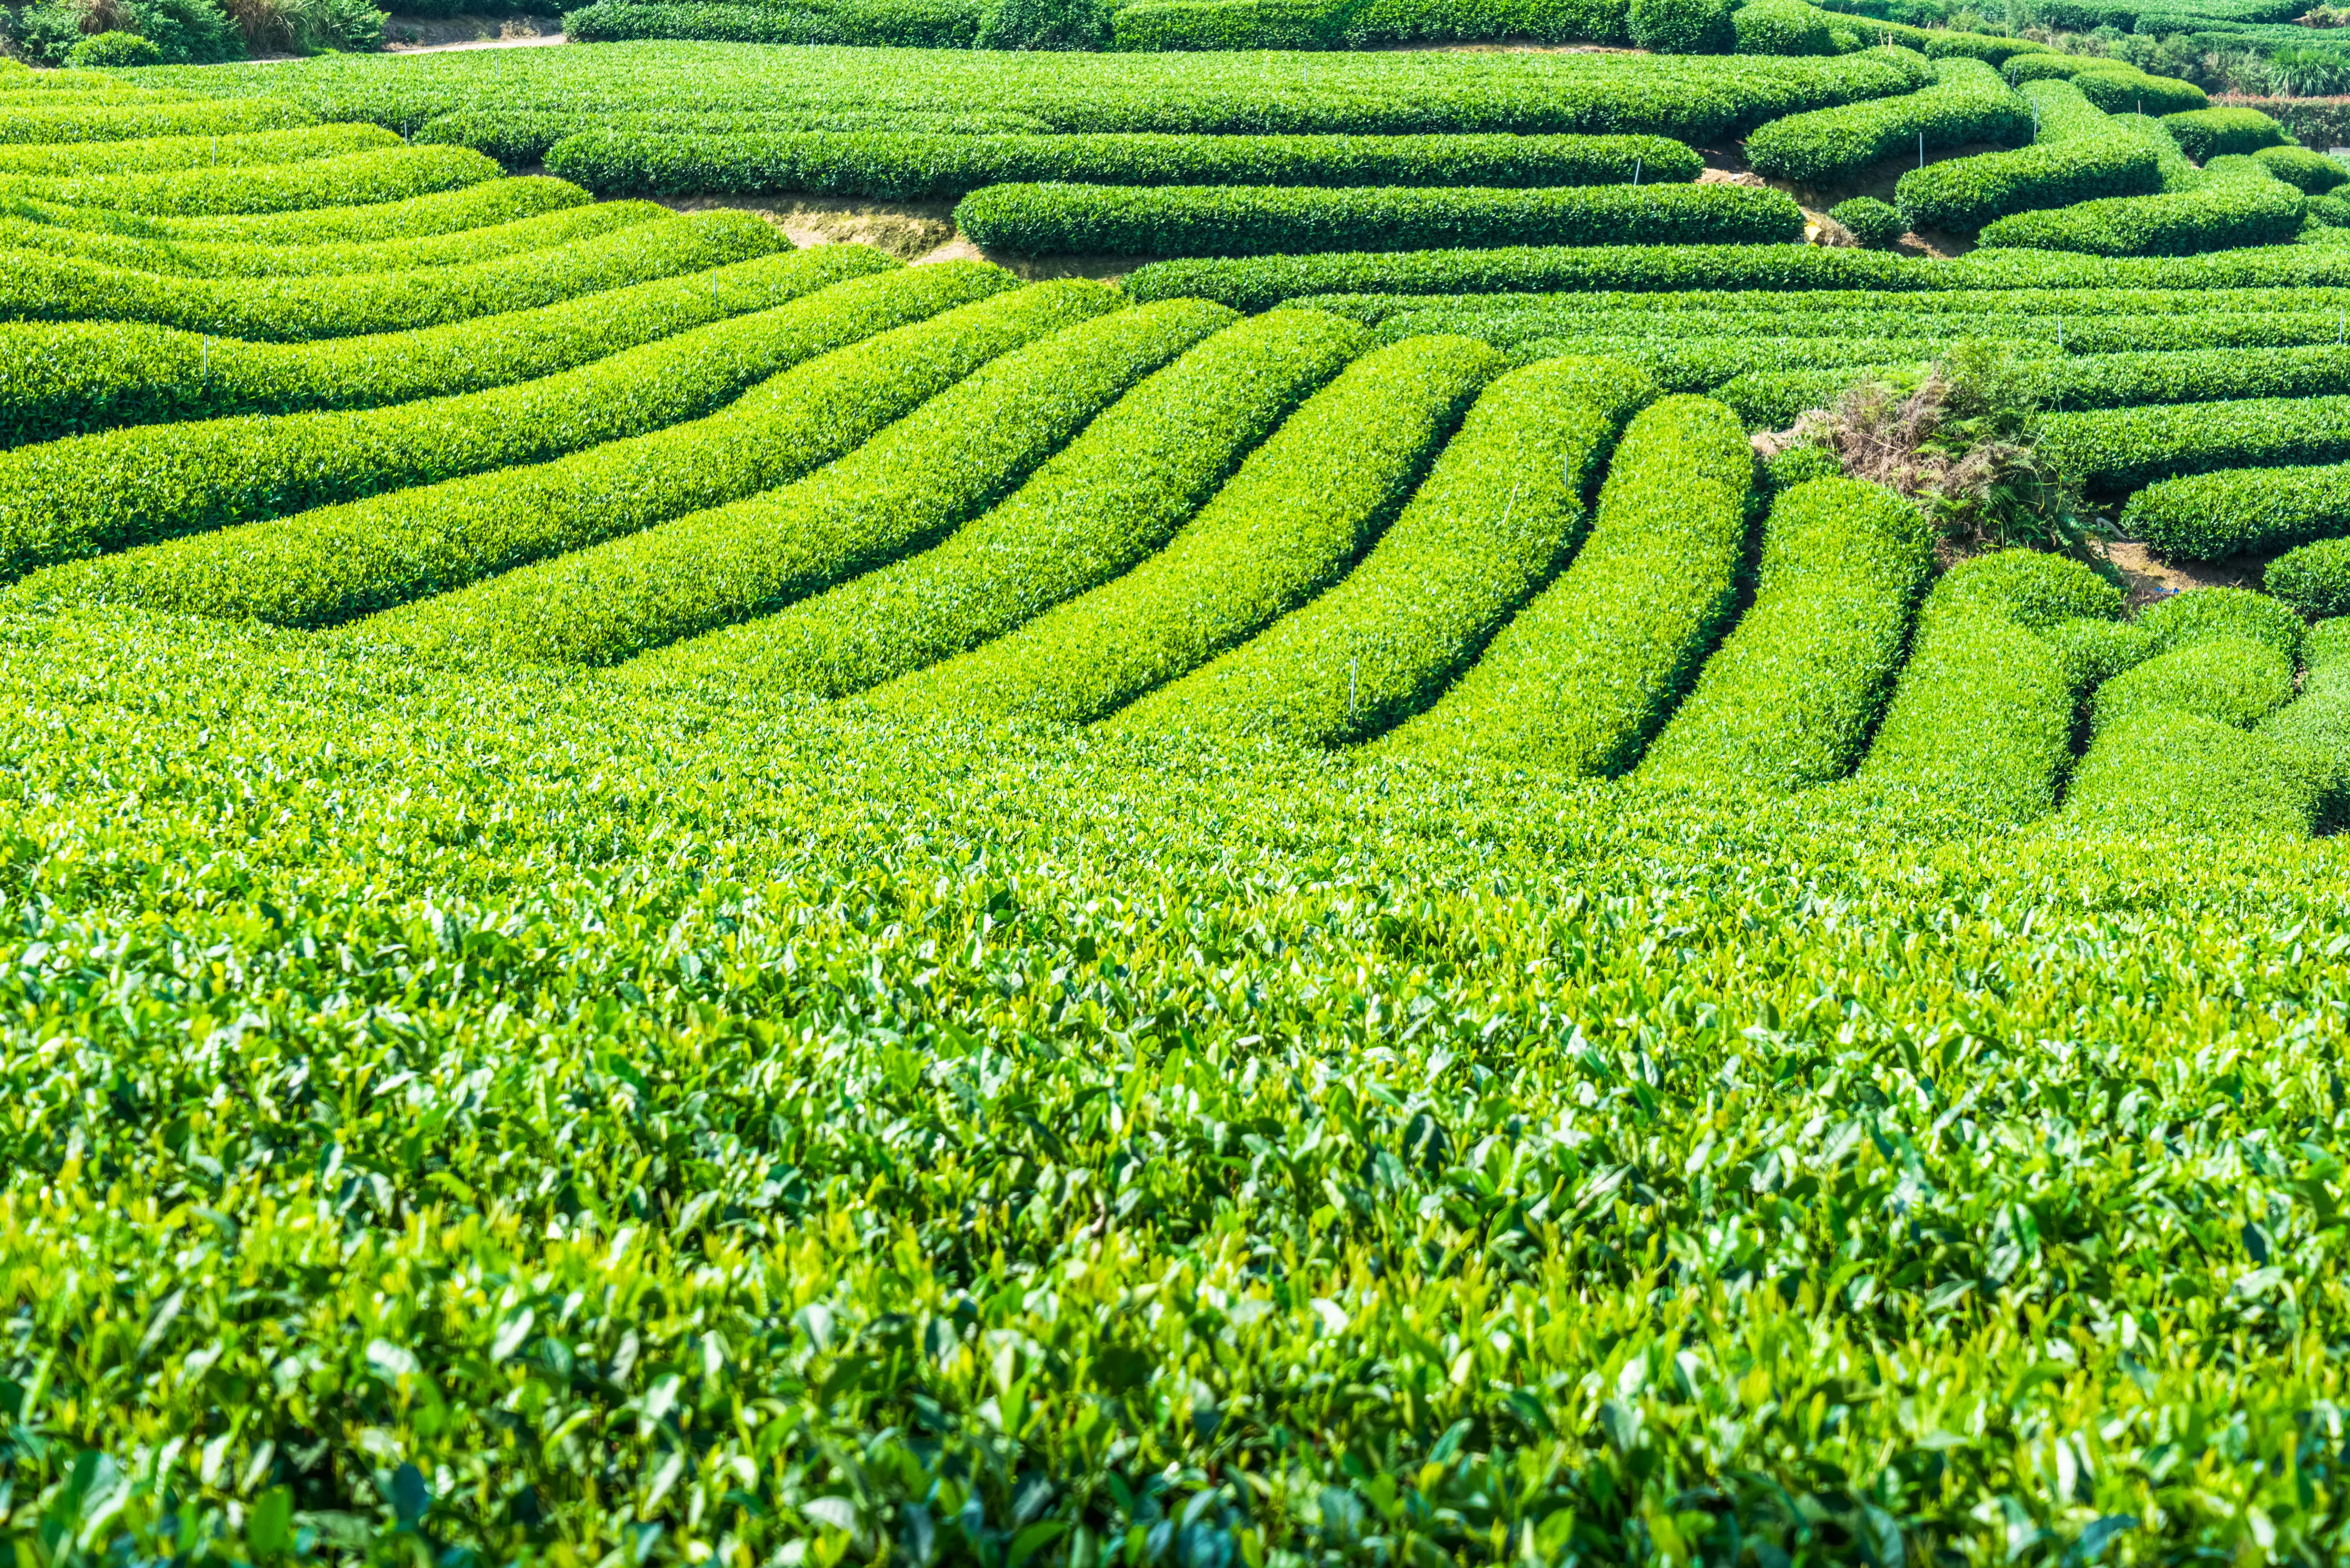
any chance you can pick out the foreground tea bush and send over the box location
[630,307,1371,698]
[10,598,2350,1564]
[1111,354,1656,745]
[1639,476,1932,789]
[545,127,1702,199]
[1380,392,1755,772]
[374,298,1234,667]
[877,333,1501,724]
[954,180,1804,257]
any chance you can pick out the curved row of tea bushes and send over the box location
[1122,242,2350,311]
[873,334,1501,726]
[2254,144,2349,195]
[2067,624,2315,836]
[2124,457,2350,560]
[1976,162,2306,256]
[0,250,920,580]
[2268,536,2350,617]
[1892,82,2154,233]
[2263,617,2350,827]
[1857,549,2123,819]
[0,144,506,218]
[1104,0,1632,51]
[0,248,880,449]
[1744,57,2028,186]
[625,308,1371,700]
[1109,355,1656,747]
[0,200,665,280]
[2001,55,2208,117]
[565,0,986,49]
[1637,476,1933,790]
[542,128,1704,201]
[0,208,780,341]
[0,95,314,146]
[0,122,399,178]
[2133,582,2305,661]
[6,176,594,245]
[419,108,1062,166]
[31,281,1110,627]
[2038,391,2350,491]
[372,300,1234,668]
[955,181,1804,257]
[2159,106,2287,162]
[1377,393,1755,774]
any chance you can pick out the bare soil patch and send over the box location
[2097,539,2278,612]
[655,194,958,259]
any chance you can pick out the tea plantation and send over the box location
[6,28,2350,1568]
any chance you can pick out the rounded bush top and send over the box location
[1939,548,2126,631]
[2136,585,2305,663]
[66,30,164,66]
[1830,195,1905,248]
[1631,0,1736,54]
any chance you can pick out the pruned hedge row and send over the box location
[1744,56,2028,186]
[2263,616,2350,827]
[1125,240,2350,309]
[1105,0,1637,50]
[2001,55,2209,117]
[0,95,314,146]
[0,122,398,179]
[630,308,1371,700]
[1380,393,1755,773]
[1111,354,1656,747]
[2068,627,2315,837]
[2127,456,2350,561]
[564,0,985,50]
[1893,81,2155,233]
[2135,583,2305,661]
[2039,391,2350,491]
[540,128,1703,201]
[1638,475,1933,789]
[0,247,882,449]
[0,144,507,218]
[374,299,1234,669]
[2253,144,2348,195]
[25,278,1104,626]
[0,200,664,280]
[334,43,1938,145]
[1734,0,1837,55]
[3,175,592,245]
[2159,106,2287,163]
[0,253,943,583]
[1975,162,2304,256]
[2268,536,2350,618]
[875,334,1502,727]
[2092,633,2295,733]
[0,208,779,342]
[1857,548,2123,819]
[421,108,1060,167]
[953,180,1804,257]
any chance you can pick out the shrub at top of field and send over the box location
[132,38,1935,147]
[1742,56,2029,185]
[541,128,1702,200]
[953,181,1805,257]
